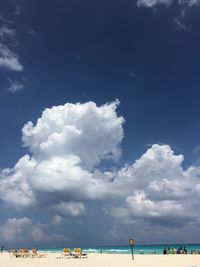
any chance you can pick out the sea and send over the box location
[39,244,200,255]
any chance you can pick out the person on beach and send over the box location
[163,248,167,255]
[178,246,183,254]
[0,246,4,254]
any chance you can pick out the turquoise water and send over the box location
[39,244,200,255]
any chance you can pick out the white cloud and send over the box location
[14,3,22,16]
[50,201,86,217]
[0,25,16,40]
[0,155,37,208]
[22,100,124,169]
[51,215,63,225]
[6,79,24,93]
[0,101,124,212]
[0,43,23,71]
[0,16,23,72]
[136,0,200,31]
[108,144,200,228]
[1,101,200,240]
[0,217,66,243]
[137,0,173,7]
[136,0,200,9]
[174,17,187,30]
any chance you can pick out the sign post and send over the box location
[129,239,134,260]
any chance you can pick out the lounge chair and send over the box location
[19,248,31,258]
[72,248,87,258]
[61,248,71,258]
[32,248,47,258]
[9,248,30,258]
[9,249,19,258]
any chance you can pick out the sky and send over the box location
[0,0,200,248]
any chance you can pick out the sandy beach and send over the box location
[1,253,200,267]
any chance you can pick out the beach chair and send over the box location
[19,248,31,258]
[9,249,30,258]
[72,248,87,258]
[61,248,71,258]
[32,248,47,258]
[9,249,19,258]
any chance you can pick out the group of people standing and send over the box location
[163,246,187,255]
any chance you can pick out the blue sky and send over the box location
[0,0,200,247]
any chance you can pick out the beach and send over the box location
[1,253,200,267]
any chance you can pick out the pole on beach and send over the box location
[129,239,134,260]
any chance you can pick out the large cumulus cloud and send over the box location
[22,100,124,169]
[0,100,124,214]
[108,144,200,229]
[1,100,200,244]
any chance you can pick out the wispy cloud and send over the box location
[0,15,23,72]
[6,78,24,93]
[0,44,23,71]
[173,9,187,30]
[128,72,138,79]
[137,0,173,8]
[0,25,16,40]
[0,16,12,24]
[174,17,187,30]
[136,0,200,27]
[137,0,200,7]
[25,26,35,35]
[13,1,23,16]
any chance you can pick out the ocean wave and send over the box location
[84,249,98,253]
[106,249,129,252]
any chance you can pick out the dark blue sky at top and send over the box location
[1,0,200,170]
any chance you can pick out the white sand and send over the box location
[1,253,200,267]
